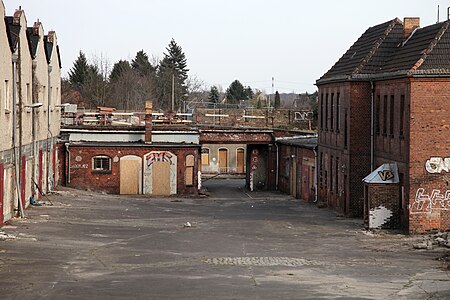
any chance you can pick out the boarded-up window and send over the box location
[185,155,195,186]
[201,148,209,165]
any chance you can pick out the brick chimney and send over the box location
[403,17,420,40]
[144,101,152,144]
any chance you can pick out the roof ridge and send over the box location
[352,18,401,75]
[408,21,450,74]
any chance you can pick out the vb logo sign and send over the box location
[378,170,394,181]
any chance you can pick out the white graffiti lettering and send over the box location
[294,111,313,121]
[425,157,450,174]
[409,188,450,214]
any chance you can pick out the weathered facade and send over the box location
[277,137,317,202]
[317,17,450,232]
[0,1,61,223]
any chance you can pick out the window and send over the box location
[185,155,195,186]
[4,80,10,111]
[320,93,324,130]
[92,155,111,172]
[390,95,395,137]
[336,93,340,131]
[330,155,333,192]
[201,148,209,166]
[325,93,329,131]
[383,95,388,136]
[26,83,31,105]
[330,93,334,131]
[375,95,380,135]
[335,157,339,193]
[400,95,405,138]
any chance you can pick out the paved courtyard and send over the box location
[0,179,449,299]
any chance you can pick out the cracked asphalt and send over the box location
[0,178,449,299]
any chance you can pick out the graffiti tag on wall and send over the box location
[409,188,450,214]
[425,157,450,174]
[145,152,174,167]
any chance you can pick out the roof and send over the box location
[67,141,201,148]
[276,137,317,149]
[363,163,399,184]
[5,15,21,52]
[26,26,40,59]
[317,19,450,84]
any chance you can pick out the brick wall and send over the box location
[368,184,401,229]
[64,145,200,195]
[408,78,450,233]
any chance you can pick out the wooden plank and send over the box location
[219,149,228,173]
[237,149,244,173]
[152,161,170,196]
[120,160,139,195]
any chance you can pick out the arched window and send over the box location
[92,155,112,172]
[201,148,210,166]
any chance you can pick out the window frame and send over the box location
[92,155,112,173]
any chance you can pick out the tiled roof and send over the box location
[317,19,450,84]
[26,27,40,59]
[318,19,403,82]
[382,21,450,74]
[4,16,20,52]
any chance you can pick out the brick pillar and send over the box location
[145,101,152,144]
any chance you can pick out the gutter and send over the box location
[313,147,318,203]
[370,81,375,171]
[65,143,70,184]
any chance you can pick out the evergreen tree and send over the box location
[244,86,254,100]
[68,51,89,86]
[225,80,246,104]
[157,39,189,111]
[109,60,132,82]
[208,86,220,103]
[131,50,155,76]
[274,90,281,108]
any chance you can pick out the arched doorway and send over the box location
[120,155,142,195]
[218,148,228,173]
[236,148,245,174]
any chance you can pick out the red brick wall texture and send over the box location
[64,145,200,195]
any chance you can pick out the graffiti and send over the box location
[409,188,450,214]
[71,164,88,169]
[294,111,313,121]
[425,157,450,174]
[369,205,393,229]
[378,170,394,181]
[145,152,174,167]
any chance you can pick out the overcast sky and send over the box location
[3,0,449,93]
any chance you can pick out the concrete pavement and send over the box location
[0,179,449,299]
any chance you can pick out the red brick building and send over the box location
[316,18,450,232]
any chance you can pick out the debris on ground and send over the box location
[0,231,16,241]
[183,222,192,228]
[413,231,450,250]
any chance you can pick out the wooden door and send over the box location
[120,159,140,195]
[0,164,4,224]
[152,161,171,195]
[302,165,310,201]
[219,149,228,173]
[290,159,297,198]
[236,149,244,174]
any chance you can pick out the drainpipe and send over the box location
[46,65,53,192]
[275,143,279,190]
[65,143,70,184]
[370,81,375,171]
[313,147,318,203]
[12,53,24,217]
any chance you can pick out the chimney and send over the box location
[403,17,420,39]
[145,101,152,144]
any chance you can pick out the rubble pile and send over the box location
[413,231,450,250]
